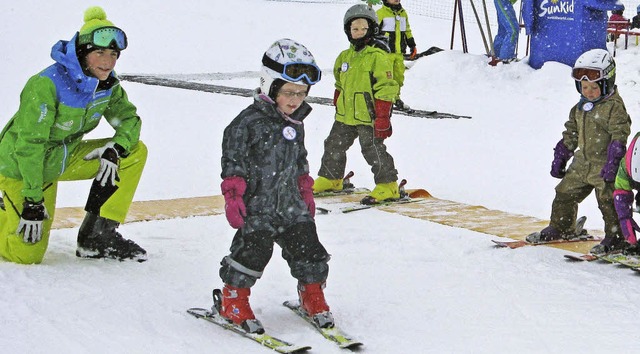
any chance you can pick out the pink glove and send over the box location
[221,176,247,229]
[374,99,393,139]
[298,173,315,218]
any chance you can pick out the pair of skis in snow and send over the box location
[491,216,602,249]
[314,172,429,214]
[491,216,640,272]
[187,302,362,353]
[564,251,640,271]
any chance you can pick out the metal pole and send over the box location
[451,0,459,50]
[482,0,495,56]
[458,0,469,53]
[470,0,490,55]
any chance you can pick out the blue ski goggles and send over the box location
[79,26,128,50]
[262,54,321,85]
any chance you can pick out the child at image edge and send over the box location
[215,39,333,334]
[530,48,630,256]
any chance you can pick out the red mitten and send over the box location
[298,173,315,217]
[333,89,340,106]
[374,99,393,139]
[409,47,418,60]
[221,176,247,229]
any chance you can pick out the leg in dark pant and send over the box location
[318,121,358,180]
[356,125,398,184]
[277,222,330,284]
[220,229,275,288]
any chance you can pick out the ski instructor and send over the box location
[0,6,148,264]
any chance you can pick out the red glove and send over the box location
[298,173,315,217]
[409,47,418,60]
[374,99,393,139]
[333,89,340,106]
[221,176,247,229]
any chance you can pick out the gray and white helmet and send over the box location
[571,48,616,97]
[260,38,321,100]
[343,4,379,40]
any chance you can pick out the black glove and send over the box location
[17,200,49,243]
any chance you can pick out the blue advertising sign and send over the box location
[522,0,623,69]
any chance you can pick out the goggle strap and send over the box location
[262,54,285,74]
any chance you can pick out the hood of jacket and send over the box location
[50,33,107,94]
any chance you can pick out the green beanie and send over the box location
[78,6,115,45]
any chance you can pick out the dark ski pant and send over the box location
[220,222,330,288]
[550,160,622,246]
[317,121,398,184]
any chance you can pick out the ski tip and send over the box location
[408,189,431,198]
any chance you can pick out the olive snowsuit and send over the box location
[550,89,630,245]
[219,92,329,288]
[0,34,146,264]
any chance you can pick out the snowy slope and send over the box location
[2,1,640,353]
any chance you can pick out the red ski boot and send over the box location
[298,282,334,328]
[214,284,264,333]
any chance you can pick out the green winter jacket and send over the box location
[562,89,630,165]
[0,35,141,202]
[377,5,416,54]
[333,44,399,126]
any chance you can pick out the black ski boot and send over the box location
[76,213,147,262]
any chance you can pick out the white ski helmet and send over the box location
[626,135,640,182]
[571,48,616,97]
[260,38,321,100]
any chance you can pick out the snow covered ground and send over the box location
[2,1,640,353]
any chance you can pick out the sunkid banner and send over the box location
[523,0,623,69]
[537,0,575,20]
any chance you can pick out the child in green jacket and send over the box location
[314,4,400,205]
[0,6,147,264]
[377,0,417,110]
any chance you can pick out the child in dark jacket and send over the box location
[215,39,333,334]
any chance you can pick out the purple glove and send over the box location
[614,189,640,244]
[221,176,247,229]
[298,173,315,218]
[550,139,574,179]
[600,140,626,183]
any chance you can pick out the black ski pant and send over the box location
[220,221,330,288]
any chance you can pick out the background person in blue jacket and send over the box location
[490,0,519,65]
